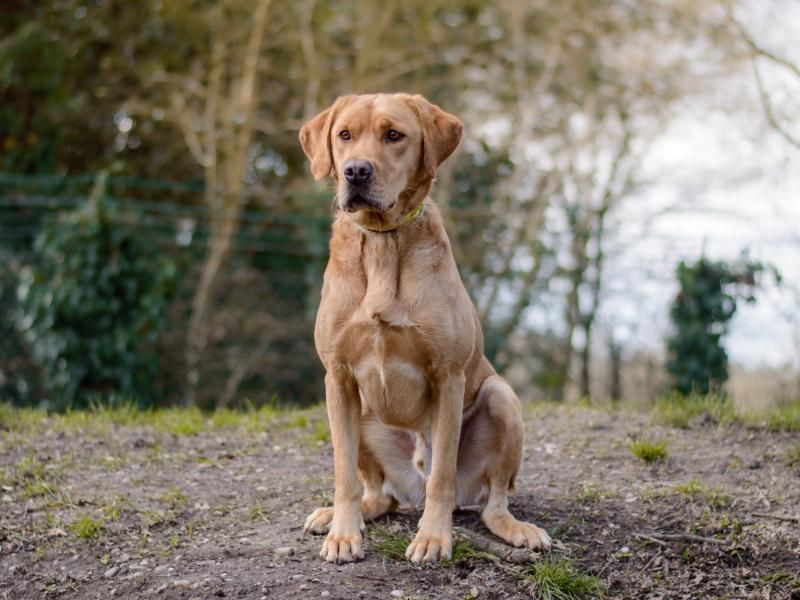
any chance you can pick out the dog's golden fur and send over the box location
[299,93,550,563]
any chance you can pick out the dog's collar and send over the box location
[352,201,425,233]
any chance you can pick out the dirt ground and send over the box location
[1,403,799,599]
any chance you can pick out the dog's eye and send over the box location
[338,130,351,141]
[385,129,404,142]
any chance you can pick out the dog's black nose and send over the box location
[343,160,374,185]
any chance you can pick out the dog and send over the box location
[299,93,551,564]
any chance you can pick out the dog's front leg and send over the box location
[320,368,364,563]
[405,372,465,563]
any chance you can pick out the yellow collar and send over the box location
[355,201,425,233]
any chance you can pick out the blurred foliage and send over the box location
[665,257,778,396]
[0,173,329,409]
[14,174,176,409]
[0,22,66,172]
[0,0,764,407]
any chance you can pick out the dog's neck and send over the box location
[330,193,451,324]
[341,179,432,233]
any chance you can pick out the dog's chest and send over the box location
[351,323,430,430]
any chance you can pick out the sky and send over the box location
[600,0,800,370]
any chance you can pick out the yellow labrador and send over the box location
[299,93,550,564]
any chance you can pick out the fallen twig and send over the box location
[635,532,727,546]
[453,526,541,564]
[642,549,663,572]
[751,512,800,524]
[634,533,669,547]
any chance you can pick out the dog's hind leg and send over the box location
[460,375,551,549]
[304,415,401,534]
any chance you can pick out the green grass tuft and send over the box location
[68,515,103,540]
[23,478,56,498]
[674,478,730,508]
[760,402,800,432]
[576,483,618,504]
[368,527,490,565]
[158,486,188,509]
[370,527,410,560]
[518,558,604,599]
[674,478,702,498]
[629,439,668,463]
[652,392,734,428]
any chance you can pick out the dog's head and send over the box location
[299,94,462,218]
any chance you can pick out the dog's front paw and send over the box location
[320,529,364,563]
[318,506,365,563]
[405,528,452,563]
[304,506,334,534]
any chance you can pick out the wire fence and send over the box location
[0,172,333,408]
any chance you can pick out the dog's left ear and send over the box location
[299,96,355,180]
[407,95,463,178]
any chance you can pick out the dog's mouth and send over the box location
[342,189,392,213]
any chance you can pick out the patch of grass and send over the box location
[310,419,331,442]
[369,527,409,560]
[148,407,205,436]
[158,486,188,510]
[576,483,618,504]
[760,572,800,589]
[518,558,604,599]
[652,392,734,428]
[100,455,125,472]
[704,487,731,509]
[0,403,43,433]
[368,527,490,565]
[287,414,308,429]
[44,512,61,529]
[15,455,45,480]
[68,515,103,540]
[629,439,669,463]
[100,494,127,521]
[141,509,175,528]
[673,478,730,508]
[0,399,311,440]
[760,401,800,432]
[248,505,269,522]
[23,478,56,498]
[674,478,703,498]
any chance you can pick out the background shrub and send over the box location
[14,175,176,409]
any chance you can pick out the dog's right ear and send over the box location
[299,96,355,181]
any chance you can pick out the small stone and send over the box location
[470,586,479,597]
[391,591,404,598]
[47,528,67,537]
[321,592,331,597]
[275,546,295,557]
[156,583,168,593]
[173,579,192,589]
[104,566,120,578]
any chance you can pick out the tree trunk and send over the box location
[183,0,272,405]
